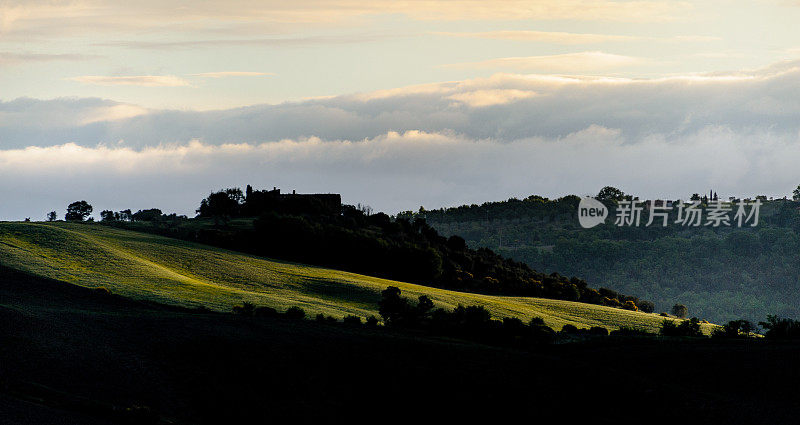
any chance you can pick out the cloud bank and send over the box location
[3,60,800,219]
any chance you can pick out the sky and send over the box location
[3,0,800,219]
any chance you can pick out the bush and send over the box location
[589,326,609,336]
[254,306,278,317]
[611,326,652,337]
[365,316,379,328]
[343,315,363,326]
[529,317,545,326]
[622,300,638,311]
[660,317,703,337]
[502,317,526,334]
[561,324,579,334]
[232,302,255,317]
[759,315,800,339]
[638,300,655,313]
[285,306,306,320]
[672,304,688,319]
[712,319,756,339]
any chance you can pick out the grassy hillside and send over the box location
[0,222,712,333]
[1,265,777,424]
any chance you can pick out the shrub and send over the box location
[343,315,363,326]
[232,302,255,317]
[589,326,609,336]
[622,300,638,311]
[759,315,800,339]
[365,316,379,328]
[254,306,278,317]
[638,300,655,313]
[660,317,702,337]
[561,324,579,334]
[671,304,688,319]
[611,326,652,337]
[502,317,526,334]
[529,317,545,326]
[712,319,756,339]
[285,306,306,320]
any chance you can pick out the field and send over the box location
[0,221,714,333]
[0,265,780,424]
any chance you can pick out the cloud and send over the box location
[446,89,537,107]
[4,59,800,218]
[0,0,692,35]
[69,75,191,87]
[0,52,101,65]
[441,51,644,72]
[95,34,395,50]
[6,59,800,149]
[190,71,275,78]
[79,104,150,124]
[434,30,640,44]
[434,31,722,44]
[0,127,798,221]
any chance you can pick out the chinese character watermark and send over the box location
[578,197,761,229]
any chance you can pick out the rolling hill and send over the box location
[0,221,713,334]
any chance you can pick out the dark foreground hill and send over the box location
[1,266,799,424]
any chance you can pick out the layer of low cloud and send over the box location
[0,127,798,221]
[10,60,800,149]
[3,59,800,219]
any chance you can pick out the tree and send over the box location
[793,185,800,201]
[65,201,93,221]
[596,186,625,202]
[100,210,116,222]
[759,315,800,339]
[672,304,688,319]
[46,211,57,222]
[131,209,162,222]
[196,188,244,220]
[378,286,409,326]
[712,319,756,338]
[660,317,703,337]
[638,300,655,314]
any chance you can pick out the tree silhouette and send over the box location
[65,201,93,221]
[597,186,626,202]
[46,211,57,222]
[672,304,688,319]
[100,210,116,222]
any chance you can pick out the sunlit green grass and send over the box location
[0,222,714,333]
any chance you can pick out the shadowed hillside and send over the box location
[0,265,796,424]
